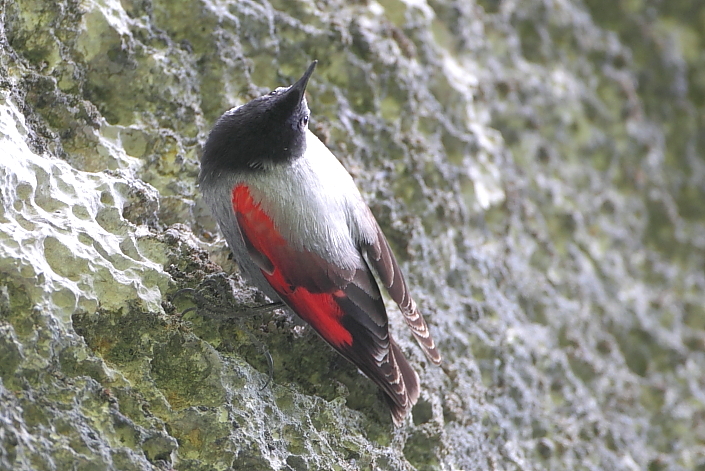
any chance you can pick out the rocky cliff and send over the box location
[1,0,704,469]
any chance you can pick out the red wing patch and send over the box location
[232,184,352,347]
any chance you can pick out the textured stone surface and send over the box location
[1,0,704,469]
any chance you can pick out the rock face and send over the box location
[1,0,704,469]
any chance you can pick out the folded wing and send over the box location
[363,221,442,365]
[232,184,420,424]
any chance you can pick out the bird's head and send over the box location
[200,61,317,182]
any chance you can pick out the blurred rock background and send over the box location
[1,0,704,469]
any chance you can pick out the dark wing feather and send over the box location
[335,275,420,424]
[364,222,442,365]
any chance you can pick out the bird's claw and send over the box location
[170,278,282,390]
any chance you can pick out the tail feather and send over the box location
[383,338,420,426]
[338,300,420,425]
[402,301,442,365]
[365,223,442,365]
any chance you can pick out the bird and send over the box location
[199,61,441,425]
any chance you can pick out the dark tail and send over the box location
[383,338,420,426]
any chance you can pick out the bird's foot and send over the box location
[170,277,283,389]
[171,278,283,319]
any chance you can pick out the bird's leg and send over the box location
[170,277,282,389]
[240,329,275,390]
[241,301,285,316]
[171,278,283,320]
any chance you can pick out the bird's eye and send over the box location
[300,115,309,127]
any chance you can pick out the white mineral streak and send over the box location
[0,93,169,320]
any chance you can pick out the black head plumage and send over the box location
[200,61,317,184]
